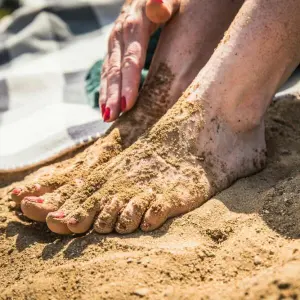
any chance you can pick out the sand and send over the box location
[0,96,300,300]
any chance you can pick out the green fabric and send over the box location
[85,28,161,108]
[0,9,10,19]
[0,0,20,19]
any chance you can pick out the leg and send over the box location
[47,0,300,235]
[18,0,243,230]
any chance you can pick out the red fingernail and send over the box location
[103,107,111,122]
[12,188,22,195]
[24,197,44,203]
[51,211,65,219]
[121,96,126,112]
[101,104,106,117]
[152,0,163,3]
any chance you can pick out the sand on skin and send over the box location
[0,96,300,300]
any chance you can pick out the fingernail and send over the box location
[51,211,65,219]
[12,188,22,195]
[121,96,126,112]
[152,0,163,3]
[101,104,106,117]
[24,197,44,204]
[103,107,111,122]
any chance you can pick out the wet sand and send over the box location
[0,96,300,300]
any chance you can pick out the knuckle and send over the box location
[122,55,141,70]
[101,69,108,79]
[110,22,123,40]
[99,88,106,99]
[123,16,139,33]
[107,65,121,77]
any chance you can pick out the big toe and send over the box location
[21,192,61,222]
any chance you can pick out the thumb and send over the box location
[145,0,180,24]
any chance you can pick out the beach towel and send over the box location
[0,0,122,172]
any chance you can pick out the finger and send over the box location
[105,22,123,122]
[99,56,109,118]
[120,16,150,112]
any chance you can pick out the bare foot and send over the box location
[13,0,242,226]
[45,0,300,234]
[46,82,266,234]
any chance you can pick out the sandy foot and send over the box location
[0,97,300,299]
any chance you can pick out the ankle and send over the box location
[219,91,271,133]
[194,70,274,133]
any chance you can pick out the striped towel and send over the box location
[0,0,122,172]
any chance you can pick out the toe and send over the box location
[20,191,62,222]
[10,183,52,206]
[115,192,153,234]
[67,210,97,234]
[140,195,170,232]
[21,196,55,222]
[94,197,124,234]
[140,187,203,232]
[46,211,72,235]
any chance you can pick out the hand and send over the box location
[99,0,179,122]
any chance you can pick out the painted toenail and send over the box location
[103,107,111,122]
[12,188,22,195]
[101,104,106,117]
[50,211,65,219]
[68,218,79,225]
[121,96,126,112]
[24,197,44,203]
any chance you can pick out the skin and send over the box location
[10,0,300,235]
[10,0,243,232]
[99,0,180,121]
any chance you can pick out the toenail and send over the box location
[141,222,150,230]
[121,96,126,112]
[12,188,22,195]
[34,183,41,190]
[103,107,111,122]
[24,197,44,203]
[101,104,106,117]
[68,218,78,226]
[95,221,106,229]
[50,211,65,219]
